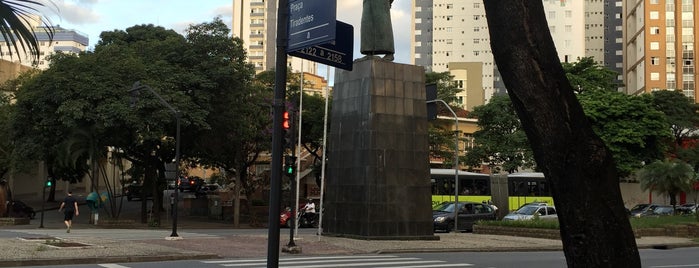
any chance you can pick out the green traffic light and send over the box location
[45,180,52,187]
[285,165,294,176]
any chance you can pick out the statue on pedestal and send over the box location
[361,0,395,61]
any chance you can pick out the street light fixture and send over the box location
[426,99,460,232]
[129,81,182,240]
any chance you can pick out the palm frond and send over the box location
[0,0,57,62]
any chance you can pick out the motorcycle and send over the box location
[297,210,318,228]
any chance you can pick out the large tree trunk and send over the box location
[483,1,640,267]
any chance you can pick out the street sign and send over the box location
[289,21,354,71]
[287,0,337,52]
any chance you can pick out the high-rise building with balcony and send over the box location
[232,0,316,74]
[412,0,623,108]
[624,0,697,102]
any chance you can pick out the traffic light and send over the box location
[284,155,296,177]
[45,178,52,187]
[282,111,291,130]
[282,110,295,149]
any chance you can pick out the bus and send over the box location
[430,168,492,207]
[507,172,554,211]
[429,169,554,211]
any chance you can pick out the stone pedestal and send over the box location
[324,58,435,240]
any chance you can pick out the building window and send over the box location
[651,72,660,81]
[473,39,479,44]
[650,11,659,20]
[650,42,660,50]
[651,57,660,65]
[651,27,660,35]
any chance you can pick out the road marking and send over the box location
[207,255,474,268]
[98,264,131,268]
[651,265,699,268]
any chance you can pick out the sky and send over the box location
[43,0,413,65]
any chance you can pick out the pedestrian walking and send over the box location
[59,191,79,233]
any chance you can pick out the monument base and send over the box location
[324,57,433,239]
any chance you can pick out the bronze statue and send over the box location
[361,0,395,61]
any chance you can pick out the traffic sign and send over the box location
[287,0,337,52]
[289,21,354,71]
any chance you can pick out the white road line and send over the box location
[375,264,474,268]
[98,264,131,268]
[651,265,699,268]
[225,260,442,268]
[203,255,399,263]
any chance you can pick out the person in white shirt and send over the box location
[303,199,316,213]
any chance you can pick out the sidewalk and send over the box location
[0,193,697,267]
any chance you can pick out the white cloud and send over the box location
[52,0,100,25]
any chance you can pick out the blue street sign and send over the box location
[287,0,337,52]
[289,21,354,71]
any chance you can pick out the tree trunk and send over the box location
[483,1,641,267]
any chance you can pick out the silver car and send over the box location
[503,204,557,221]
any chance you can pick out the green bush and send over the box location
[477,219,559,229]
[629,215,698,229]
[477,215,698,230]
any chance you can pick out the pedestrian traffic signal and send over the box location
[283,111,291,130]
[45,179,52,187]
[284,155,296,177]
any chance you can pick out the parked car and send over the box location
[676,203,697,215]
[650,205,674,216]
[628,204,665,217]
[433,201,496,232]
[177,176,205,192]
[503,203,557,221]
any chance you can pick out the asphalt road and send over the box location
[17,247,699,268]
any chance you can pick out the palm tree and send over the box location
[0,0,56,62]
[637,159,697,211]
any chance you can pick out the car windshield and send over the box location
[515,205,540,215]
[433,202,458,213]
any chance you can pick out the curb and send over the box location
[0,253,220,267]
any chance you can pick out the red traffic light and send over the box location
[283,111,290,129]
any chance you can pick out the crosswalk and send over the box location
[202,255,475,268]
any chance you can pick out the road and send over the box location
[14,244,699,268]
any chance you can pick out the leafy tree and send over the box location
[464,94,534,173]
[484,1,640,265]
[426,72,460,104]
[637,159,697,210]
[12,24,211,223]
[650,90,699,169]
[425,72,464,168]
[578,90,670,177]
[562,56,620,93]
[184,18,265,227]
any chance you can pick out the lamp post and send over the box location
[426,99,460,232]
[129,81,181,239]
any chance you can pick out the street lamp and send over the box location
[426,99,460,232]
[129,81,182,239]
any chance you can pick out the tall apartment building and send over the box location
[0,16,88,70]
[232,0,316,74]
[624,0,697,102]
[412,0,623,109]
